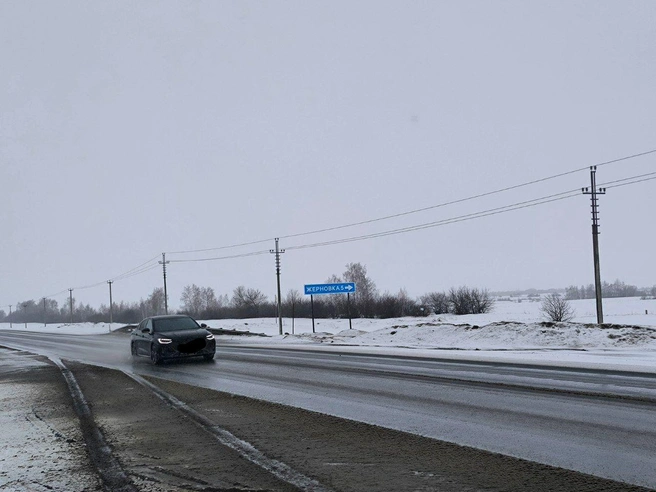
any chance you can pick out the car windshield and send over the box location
[153,317,200,333]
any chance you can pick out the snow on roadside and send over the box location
[342,321,656,350]
[1,297,655,374]
[0,322,115,335]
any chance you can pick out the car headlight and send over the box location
[206,334,215,340]
[157,338,173,344]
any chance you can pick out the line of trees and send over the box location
[1,263,494,325]
[0,288,169,325]
[565,280,655,300]
[15,263,655,325]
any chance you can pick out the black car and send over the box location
[131,315,216,364]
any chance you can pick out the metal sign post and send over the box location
[310,295,315,333]
[304,282,357,331]
[347,293,352,330]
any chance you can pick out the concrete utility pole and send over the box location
[582,165,606,324]
[42,298,47,326]
[69,289,74,324]
[270,238,285,335]
[159,253,170,314]
[107,280,114,326]
[9,305,12,328]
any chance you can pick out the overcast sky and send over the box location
[2,1,655,312]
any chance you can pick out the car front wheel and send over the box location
[150,345,162,365]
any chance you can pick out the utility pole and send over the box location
[69,289,74,324]
[9,305,12,328]
[159,253,170,314]
[270,238,285,335]
[582,165,606,324]
[107,280,114,327]
[42,298,47,327]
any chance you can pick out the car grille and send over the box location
[177,337,207,354]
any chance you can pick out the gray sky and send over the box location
[2,1,655,312]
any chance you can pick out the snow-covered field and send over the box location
[2,297,655,373]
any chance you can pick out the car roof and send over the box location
[144,315,193,320]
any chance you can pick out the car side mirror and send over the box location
[141,328,150,334]
[201,323,207,328]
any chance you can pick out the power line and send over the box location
[165,169,655,261]
[168,250,271,264]
[112,263,161,282]
[168,239,272,255]
[74,280,109,291]
[165,148,656,257]
[41,288,71,300]
[281,171,655,253]
[2,159,654,308]
[132,171,656,264]
[173,190,581,262]
[594,148,656,169]
[286,191,582,252]
[602,174,656,190]
[110,254,161,282]
[9,257,163,307]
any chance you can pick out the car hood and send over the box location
[156,328,209,339]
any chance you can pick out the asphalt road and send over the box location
[1,329,656,489]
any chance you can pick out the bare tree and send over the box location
[420,292,449,314]
[448,287,471,315]
[181,284,203,316]
[470,288,494,314]
[541,294,575,322]
[180,284,221,317]
[376,292,402,319]
[448,287,494,315]
[396,288,415,317]
[232,286,268,317]
[144,288,166,317]
[284,289,302,314]
[323,274,346,318]
[343,262,378,317]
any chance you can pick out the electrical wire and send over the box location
[598,171,656,188]
[111,263,161,282]
[171,189,581,262]
[603,175,656,190]
[594,148,656,168]
[74,280,109,291]
[2,158,654,307]
[168,239,273,255]
[168,250,271,264]
[286,191,582,251]
[166,148,656,257]
[110,254,162,282]
[281,171,656,253]
[41,289,71,299]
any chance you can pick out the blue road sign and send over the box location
[304,282,356,295]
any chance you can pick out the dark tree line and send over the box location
[564,280,654,300]
[1,262,499,324]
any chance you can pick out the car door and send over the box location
[133,320,143,355]
[142,318,154,355]
[135,319,152,356]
